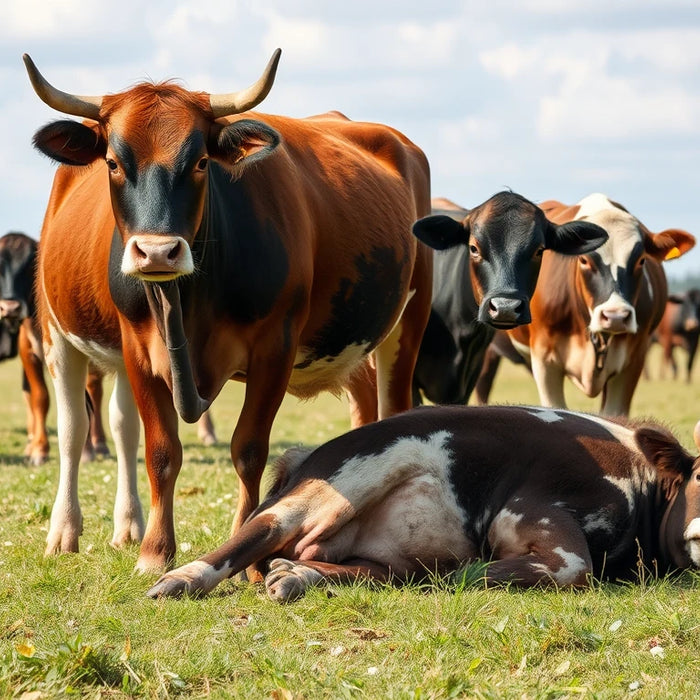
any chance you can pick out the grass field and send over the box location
[1,345,700,698]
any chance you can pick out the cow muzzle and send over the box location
[479,294,531,329]
[121,235,194,282]
[589,294,637,334]
[0,299,25,330]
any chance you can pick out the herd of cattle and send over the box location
[2,50,700,600]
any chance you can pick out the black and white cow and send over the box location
[148,405,700,600]
[411,193,607,405]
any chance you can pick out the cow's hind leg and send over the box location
[19,321,49,465]
[265,558,393,602]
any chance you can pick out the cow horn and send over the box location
[23,54,103,120]
[209,48,282,118]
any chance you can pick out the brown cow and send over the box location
[147,405,700,600]
[651,290,700,382]
[25,50,433,573]
[506,194,694,415]
[0,232,108,463]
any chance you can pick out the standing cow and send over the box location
[652,289,700,382]
[0,232,110,464]
[411,193,607,405]
[148,404,700,600]
[505,194,694,415]
[25,50,433,573]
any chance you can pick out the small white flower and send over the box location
[650,645,665,658]
[329,646,345,657]
[180,542,192,553]
[367,667,379,676]
[102,474,111,483]
[629,681,640,691]
[202,525,212,536]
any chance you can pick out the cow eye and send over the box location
[535,246,545,258]
[469,244,482,261]
[638,257,645,267]
[579,256,590,268]
[106,158,118,172]
[196,157,209,172]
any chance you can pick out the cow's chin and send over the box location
[487,320,520,330]
[130,271,183,283]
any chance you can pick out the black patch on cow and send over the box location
[183,163,289,324]
[295,245,408,368]
[108,229,151,322]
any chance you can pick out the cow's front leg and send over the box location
[109,368,144,548]
[44,329,89,554]
[530,354,567,408]
[265,558,393,602]
[485,503,593,588]
[128,370,181,573]
[601,348,645,416]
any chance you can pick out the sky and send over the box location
[1,0,699,280]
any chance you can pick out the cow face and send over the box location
[636,424,700,570]
[26,52,281,284]
[0,233,36,332]
[574,197,695,335]
[412,192,608,329]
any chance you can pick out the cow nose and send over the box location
[485,296,530,328]
[0,299,21,319]
[600,308,631,331]
[121,234,194,280]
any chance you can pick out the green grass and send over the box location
[1,345,700,698]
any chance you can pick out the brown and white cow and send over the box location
[25,50,433,573]
[506,194,694,415]
[147,404,700,600]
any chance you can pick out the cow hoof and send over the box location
[93,441,111,457]
[27,451,49,466]
[265,558,323,603]
[147,575,200,599]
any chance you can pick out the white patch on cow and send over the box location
[539,517,551,526]
[684,517,700,566]
[289,342,371,397]
[574,193,616,220]
[582,509,615,535]
[532,546,588,585]
[526,407,564,423]
[510,336,531,360]
[604,475,635,514]
[160,559,227,596]
[490,508,524,551]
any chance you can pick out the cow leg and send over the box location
[19,321,50,465]
[375,249,432,420]
[109,369,144,548]
[345,360,378,428]
[686,336,698,383]
[265,558,392,602]
[197,410,217,446]
[86,366,110,457]
[44,330,90,554]
[474,346,502,405]
[530,355,567,408]
[485,504,593,588]
[128,372,182,573]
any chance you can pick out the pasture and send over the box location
[1,345,700,698]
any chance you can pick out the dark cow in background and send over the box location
[26,50,433,573]
[411,193,608,405]
[0,232,48,464]
[651,289,700,382]
[0,232,109,464]
[148,404,700,600]
[505,194,694,415]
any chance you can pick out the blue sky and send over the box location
[2,0,699,279]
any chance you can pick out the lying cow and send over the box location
[148,404,700,599]
[506,194,695,415]
[410,193,607,405]
[652,289,700,382]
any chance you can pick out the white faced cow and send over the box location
[507,194,695,415]
[148,404,700,600]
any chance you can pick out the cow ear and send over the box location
[412,215,466,250]
[212,119,280,171]
[32,119,106,166]
[545,220,609,255]
[644,229,696,262]
[635,426,694,478]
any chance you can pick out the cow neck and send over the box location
[144,281,211,423]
